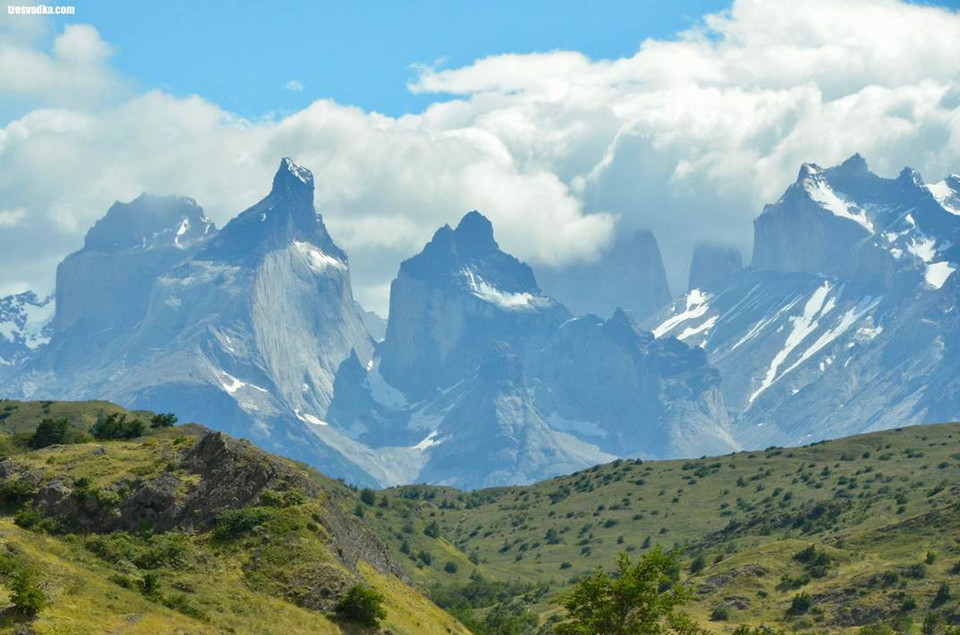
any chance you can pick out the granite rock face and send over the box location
[689,244,743,291]
[537,229,672,320]
[649,155,960,448]
[5,159,377,486]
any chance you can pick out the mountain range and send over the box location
[2,154,958,487]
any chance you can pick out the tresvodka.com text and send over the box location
[7,4,76,15]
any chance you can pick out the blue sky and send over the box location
[68,0,730,117]
[3,0,960,311]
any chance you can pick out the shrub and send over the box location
[689,555,707,574]
[139,571,160,597]
[418,550,433,566]
[359,488,376,506]
[259,488,305,508]
[711,606,730,621]
[424,520,441,538]
[29,418,70,449]
[91,413,145,440]
[150,413,178,428]
[10,567,46,616]
[788,592,813,615]
[444,561,459,574]
[932,582,951,607]
[335,585,387,627]
[214,506,275,539]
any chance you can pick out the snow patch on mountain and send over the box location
[803,171,874,232]
[462,268,550,311]
[653,289,709,338]
[928,177,960,216]
[749,281,833,404]
[294,241,347,272]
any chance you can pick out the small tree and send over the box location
[424,520,441,538]
[29,418,70,449]
[150,413,178,428]
[10,568,46,617]
[359,488,377,506]
[91,413,145,440]
[555,547,702,634]
[335,584,387,627]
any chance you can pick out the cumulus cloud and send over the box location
[0,18,120,108]
[2,0,960,311]
[285,79,304,92]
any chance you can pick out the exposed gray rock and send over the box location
[649,155,960,449]
[689,244,743,291]
[537,229,672,320]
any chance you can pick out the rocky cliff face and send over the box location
[380,211,569,400]
[323,212,738,487]
[54,194,214,340]
[689,244,743,291]
[5,159,377,486]
[650,155,960,448]
[537,229,672,320]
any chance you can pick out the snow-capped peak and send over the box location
[280,157,314,186]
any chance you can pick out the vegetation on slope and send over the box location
[0,399,466,634]
[4,398,960,633]
[358,422,960,633]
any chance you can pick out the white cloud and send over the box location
[0,20,120,107]
[2,0,960,311]
[285,79,304,92]
[0,208,27,228]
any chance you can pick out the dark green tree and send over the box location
[335,585,387,627]
[150,413,178,428]
[29,418,70,449]
[555,547,702,634]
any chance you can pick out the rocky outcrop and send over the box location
[537,229,672,320]
[4,430,404,580]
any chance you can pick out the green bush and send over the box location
[150,413,178,428]
[29,418,69,449]
[424,520,441,538]
[359,488,376,506]
[444,561,459,574]
[214,506,275,539]
[335,584,387,627]
[711,606,730,621]
[10,567,46,616]
[788,591,813,615]
[91,413,145,440]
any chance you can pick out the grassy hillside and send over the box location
[359,423,960,633]
[3,399,960,633]
[0,399,466,634]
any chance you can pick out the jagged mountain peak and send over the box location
[398,210,540,297]
[837,152,869,173]
[272,157,315,200]
[84,193,214,253]
[198,158,344,263]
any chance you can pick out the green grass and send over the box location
[4,399,960,632]
[0,400,467,635]
[360,423,960,632]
